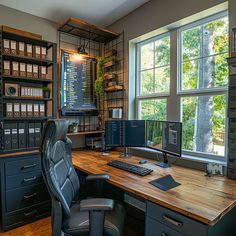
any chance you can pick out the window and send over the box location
[136,34,170,120]
[179,12,228,158]
[135,11,228,160]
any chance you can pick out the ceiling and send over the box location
[0,0,150,27]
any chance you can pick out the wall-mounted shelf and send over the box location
[67,130,104,136]
[3,116,52,121]
[3,96,52,101]
[2,53,53,66]
[104,85,124,92]
[2,75,53,84]
[58,17,119,43]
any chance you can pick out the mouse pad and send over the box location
[149,175,180,191]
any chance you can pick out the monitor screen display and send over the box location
[105,121,124,147]
[60,50,97,113]
[146,121,182,157]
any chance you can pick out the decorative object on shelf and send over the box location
[42,86,51,98]
[4,84,19,97]
[70,122,79,133]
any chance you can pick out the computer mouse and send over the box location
[139,160,147,164]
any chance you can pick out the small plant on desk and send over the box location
[70,122,79,133]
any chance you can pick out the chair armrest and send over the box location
[86,174,110,182]
[80,198,114,211]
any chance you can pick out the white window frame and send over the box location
[134,11,228,162]
[136,32,170,119]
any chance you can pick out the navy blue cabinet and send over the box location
[0,152,50,231]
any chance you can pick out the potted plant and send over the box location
[43,86,51,98]
[70,122,78,133]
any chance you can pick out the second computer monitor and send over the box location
[146,121,182,157]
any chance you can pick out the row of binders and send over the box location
[4,122,42,150]
[6,103,45,117]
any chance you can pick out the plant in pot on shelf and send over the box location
[43,86,51,98]
[70,122,78,133]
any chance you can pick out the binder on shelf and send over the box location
[18,122,26,149]
[20,63,26,77]
[21,103,27,117]
[40,66,47,78]
[3,60,11,75]
[6,103,13,117]
[10,40,17,55]
[19,42,25,56]
[34,123,41,146]
[4,123,11,150]
[33,104,39,117]
[35,46,41,58]
[26,64,33,77]
[3,39,10,54]
[28,123,35,147]
[27,103,33,117]
[41,47,47,59]
[11,123,18,150]
[26,44,33,57]
[33,64,39,78]
[39,104,45,116]
[13,103,20,117]
[12,61,19,76]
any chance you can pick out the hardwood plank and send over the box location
[72,150,236,226]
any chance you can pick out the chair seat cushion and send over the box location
[64,201,125,236]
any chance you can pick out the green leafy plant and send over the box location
[94,78,104,99]
[42,86,51,93]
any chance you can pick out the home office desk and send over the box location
[72,150,236,236]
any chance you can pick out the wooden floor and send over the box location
[0,216,143,236]
[0,217,51,236]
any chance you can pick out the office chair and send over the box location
[40,119,125,236]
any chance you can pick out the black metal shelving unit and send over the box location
[0,27,57,153]
[58,18,125,133]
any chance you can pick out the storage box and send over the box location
[3,39,10,54]
[20,63,26,77]
[18,42,25,56]
[33,104,39,116]
[33,64,39,78]
[41,47,47,59]
[27,103,33,117]
[40,66,47,78]
[12,61,19,76]
[3,61,11,75]
[20,103,27,117]
[13,103,20,117]
[26,64,33,77]
[34,45,41,58]
[26,44,33,57]
[6,103,13,117]
[10,40,17,55]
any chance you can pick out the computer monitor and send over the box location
[105,120,146,157]
[146,121,182,167]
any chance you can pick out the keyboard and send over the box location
[107,160,153,176]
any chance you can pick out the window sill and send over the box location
[129,147,227,170]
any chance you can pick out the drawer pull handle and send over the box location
[23,176,37,182]
[22,164,36,169]
[161,232,168,236]
[24,209,38,217]
[23,192,37,200]
[162,215,183,227]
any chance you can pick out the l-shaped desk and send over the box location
[72,150,236,236]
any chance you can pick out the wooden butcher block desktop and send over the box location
[72,150,236,236]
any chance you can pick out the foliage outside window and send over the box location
[137,34,170,120]
[179,13,228,158]
[135,11,228,160]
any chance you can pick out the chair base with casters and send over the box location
[40,119,125,236]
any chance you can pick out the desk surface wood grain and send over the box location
[72,150,236,226]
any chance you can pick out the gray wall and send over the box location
[0,5,58,43]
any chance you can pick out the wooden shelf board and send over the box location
[3,116,51,121]
[67,130,104,136]
[104,85,123,92]
[58,17,119,43]
[3,75,53,84]
[0,149,39,157]
[3,96,52,101]
[2,53,53,66]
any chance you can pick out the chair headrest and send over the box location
[47,119,69,143]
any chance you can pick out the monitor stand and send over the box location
[120,147,131,158]
[155,153,171,168]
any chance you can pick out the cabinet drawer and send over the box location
[6,184,50,212]
[5,156,40,176]
[146,217,183,236]
[6,171,43,190]
[4,202,50,229]
[146,201,206,235]
[227,168,236,180]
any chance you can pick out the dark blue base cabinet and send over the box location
[0,152,51,231]
[145,201,236,236]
